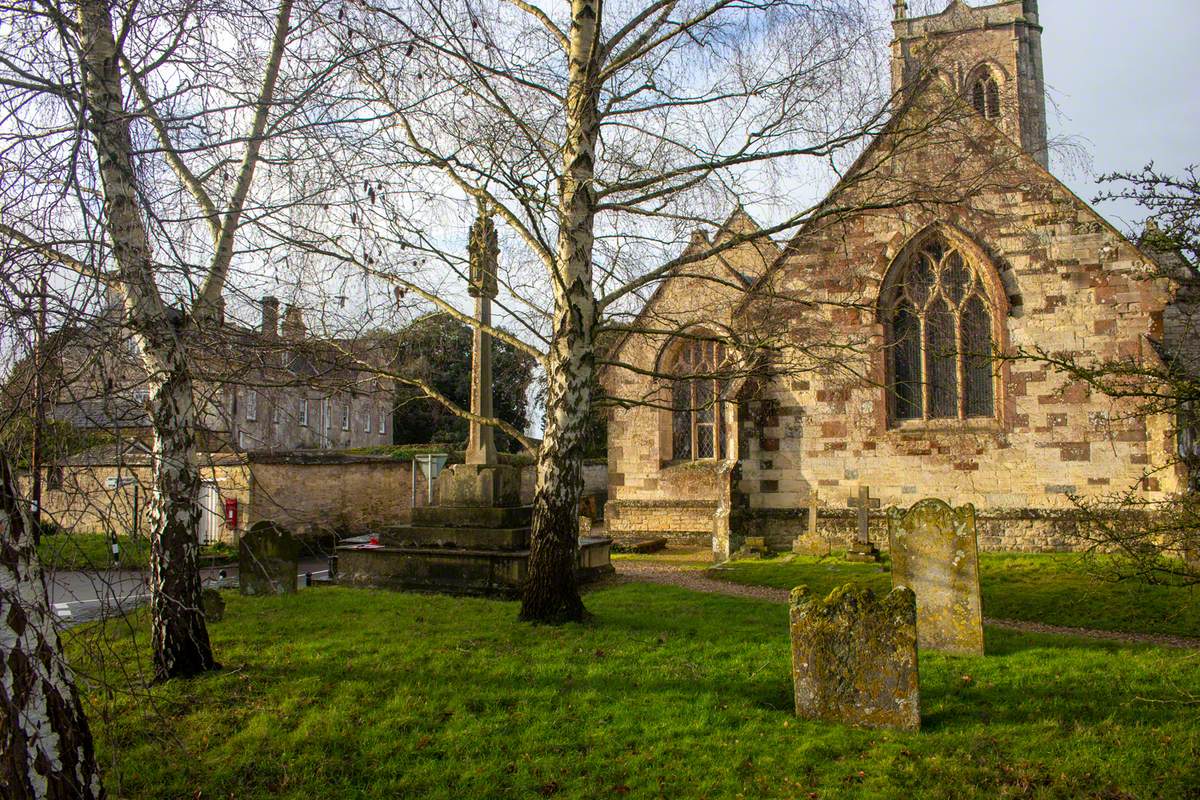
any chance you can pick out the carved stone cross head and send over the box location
[468,211,499,299]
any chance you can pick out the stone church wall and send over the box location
[600,0,1195,555]
[730,180,1183,553]
[604,216,777,542]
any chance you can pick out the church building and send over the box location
[602,0,1199,558]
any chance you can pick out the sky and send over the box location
[1009,0,1199,231]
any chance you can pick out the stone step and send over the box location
[381,524,529,551]
[411,505,533,529]
[334,537,614,598]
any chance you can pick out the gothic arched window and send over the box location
[670,338,727,460]
[970,72,1001,120]
[885,236,997,423]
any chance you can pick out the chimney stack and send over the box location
[261,296,280,337]
[281,303,306,341]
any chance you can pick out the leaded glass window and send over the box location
[670,339,727,460]
[885,237,997,423]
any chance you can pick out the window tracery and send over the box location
[970,72,1001,119]
[885,236,997,423]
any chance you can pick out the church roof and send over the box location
[741,71,1185,305]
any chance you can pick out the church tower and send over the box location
[891,0,1048,168]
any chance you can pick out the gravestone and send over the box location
[789,584,920,731]
[239,519,301,596]
[792,491,830,556]
[732,535,769,560]
[201,588,225,621]
[887,498,984,656]
[845,485,881,562]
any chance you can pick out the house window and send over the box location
[970,72,1001,119]
[364,411,372,433]
[246,390,257,421]
[238,430,248,450]
[299,398,309,426]
[47,465,63,491]
[884,236,996,423]
[273,401,281,425]
[342,403,351,431]
[324,399,332,430]
[670,338,727,461]
[378,409,387,435]
[132,388,149,404]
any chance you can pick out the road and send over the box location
[44,557,331,624]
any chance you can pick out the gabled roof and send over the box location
[739,72,1183,306]
[599,208,780,369]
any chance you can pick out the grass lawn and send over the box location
[68,584,1200,799]
[708,552,1200,639]
[38,532,236,570]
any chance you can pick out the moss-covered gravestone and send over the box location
[887,498,984,656]
[201,588,225,621]
[789,584,920,732]
[239,520,300,596]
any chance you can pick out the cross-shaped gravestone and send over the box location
[845,485,882,562]
[792,490,830,556]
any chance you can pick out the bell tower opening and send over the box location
[891,0,1048,168]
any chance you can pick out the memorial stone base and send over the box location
[845,540,881,563]
[337,462,613,598]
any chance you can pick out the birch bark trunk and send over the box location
[76,0,215,678]
[0,454,105,799]
[145,334,215,679]
[519,0,601,623]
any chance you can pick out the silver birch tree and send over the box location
[0,0,299,677]
[0,451,104,799]
[314,0,892,621]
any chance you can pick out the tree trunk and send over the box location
[147,336,216,681]
[76,0,215,679]
[519,0,601,623]
[0,454,105,799]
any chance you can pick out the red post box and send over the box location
[223,497,238,529]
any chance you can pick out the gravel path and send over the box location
[614,560,1200,651]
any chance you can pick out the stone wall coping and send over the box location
[246,450,419,466]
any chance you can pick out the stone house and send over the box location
[603,0,1200,557]
[17,295,395,454]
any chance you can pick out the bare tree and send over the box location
[0,0,307,678]
[289,0,914,621]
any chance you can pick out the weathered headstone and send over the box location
[732,535,769,560]
[845,485,881,562]
[789,584,920,731]
[239,519,301,596]
[201,588,225,621]
[887,498,984,656]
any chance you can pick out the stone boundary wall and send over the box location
[26,459,250,541]
[247,458,416,539]
[606,500,1100,553]
[737,507,1089,553]
[605,499,717,544]
[33,450,600,544]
